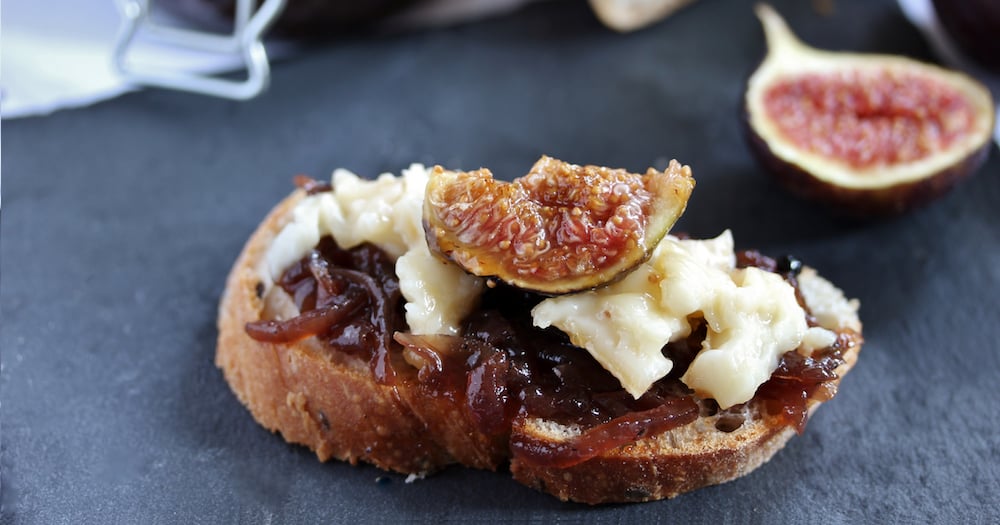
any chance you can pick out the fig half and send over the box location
[423,156,695,295]
[744,4,995,216]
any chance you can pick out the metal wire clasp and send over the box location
[112,0,287,100]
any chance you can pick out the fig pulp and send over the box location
[423,156,695,294]
[744,4,995,216]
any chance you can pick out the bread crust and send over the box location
[216,190,862,503]
[511,422,791,503]
[510,327,861,503]
[216,191,456,473]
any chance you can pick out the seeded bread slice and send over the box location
[216,190,862,503]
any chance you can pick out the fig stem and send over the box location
[755,3,808,58]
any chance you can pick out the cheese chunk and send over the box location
[797,267,862,333]
[264,165,484,336]
[396,243,483,336]
[266,195,324,281]
[320,164,430,258]
[532,264,685,398]
[533,231,836,407]
[679,266,806,409]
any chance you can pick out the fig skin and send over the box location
[744,123,991,216]
[932,0,1000,72]
[743,4,996,217]
[423,156,695,295]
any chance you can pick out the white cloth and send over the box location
[1,1,257,119]
[0,0,536,120]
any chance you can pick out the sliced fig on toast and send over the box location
[423,156,695,295]
[744,4,995,216]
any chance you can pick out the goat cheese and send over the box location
[265,165,483,335]
[533,231,835,407]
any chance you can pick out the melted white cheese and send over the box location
[396,242,484,336]
[265,165,483,335]
[533,231,836,407]
[531,263,686,399]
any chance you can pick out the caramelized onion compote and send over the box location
[245,236,406,384]
[247,237,845,466]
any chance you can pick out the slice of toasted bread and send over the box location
[217,189,862,504]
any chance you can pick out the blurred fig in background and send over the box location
[743,4,995,217]
[931,0,1000,71]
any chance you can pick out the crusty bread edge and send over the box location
[216,190,455,473]
[510,360,857,504]
[510,270,863,503]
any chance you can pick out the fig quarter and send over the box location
[423,156,695,294]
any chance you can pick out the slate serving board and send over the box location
[3,0,998,522]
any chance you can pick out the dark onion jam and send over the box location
[245,237,406,384]
[246,237,846,466]
[756,336,848,433]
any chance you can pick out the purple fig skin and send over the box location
[932,0,1000,72]
[741,107,993,217]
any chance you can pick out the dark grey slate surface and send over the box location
[3,0,998,522]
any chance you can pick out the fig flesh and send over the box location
[744,4,995,215]
[423,156,695,295]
